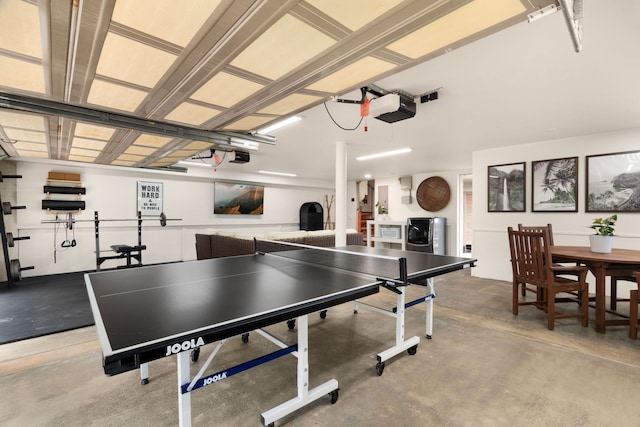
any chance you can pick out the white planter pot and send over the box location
[589,235,614,253]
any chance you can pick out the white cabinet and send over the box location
[366,220,406,250]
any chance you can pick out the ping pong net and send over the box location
[254,239,408,286]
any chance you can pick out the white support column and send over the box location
[335,141,347,247]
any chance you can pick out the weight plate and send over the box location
[9,259,21,281]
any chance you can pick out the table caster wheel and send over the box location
[287,319,296,330]
[320,310,327,319]
[241,333,249,343]
[426,334,432,340]
[141,378,149,385]
[407,345,418,356]
[191,347,200,362]
[329,389,339,404]
[376,361,385,376]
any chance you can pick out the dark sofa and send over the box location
[195,230,364,259]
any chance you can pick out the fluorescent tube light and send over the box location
[356,148,412,161]
[257,116,301,134]
[258,170,297,177]
[177,160,214,168]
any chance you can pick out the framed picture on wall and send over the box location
[488,162,525,212]
[586,150,640,212]
[531,156,578,212]
[214,181,264,214]
[137,181,163,216]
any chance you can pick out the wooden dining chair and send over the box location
[610,273,638,311]
[628,272,640,339]
[508,227,590,330]
[517,224,554,297]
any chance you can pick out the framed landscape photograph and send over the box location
[214,181,264,215]
[531,156,578,212]
[488,162,525,212]
[586,150,640,212]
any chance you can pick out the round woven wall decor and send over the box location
[416,176,450,212]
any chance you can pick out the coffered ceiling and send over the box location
[0,0,560,174]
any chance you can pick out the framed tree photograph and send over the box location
[488,162,525,212]
[531,156,578,212]
[586,150,640,212]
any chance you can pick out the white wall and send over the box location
[472,127,640,294]
[13,160,334,277]
[370,170,469,256]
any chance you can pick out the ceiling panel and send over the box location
[87,80,149,112]
[165,102,222,125]
[229,14,337,80]
[69,147,101,158]
[132,134,173,148]
[190,71,264,108]
[125,145,158,156]
[74,123,116,140]
[257,93,323,115]
[183,141,215,151]
[223,115,274,131]
[0,0,42,58]
[111,0,223,47]
[306,56,397,93]
[386,0,526,59]
[0,111,46,131]
[306,0,404,31]
[71,137,108,151]
[95,32,177,88]
[13,140,47,152]
[4,128,46,143]
[0,56,45,93]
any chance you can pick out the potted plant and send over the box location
[375,202,388,220]
[589,214,617,253]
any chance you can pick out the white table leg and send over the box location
[177,351,192,427]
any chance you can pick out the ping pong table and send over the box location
[85,240,476,426]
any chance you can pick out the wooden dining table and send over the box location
[551,246,640,333]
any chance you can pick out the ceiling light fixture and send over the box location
[258,170,297,177]
[356,148,412,161]
[257,116,301,135]
[177,160,215,168]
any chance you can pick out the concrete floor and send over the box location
[1,269,639,427]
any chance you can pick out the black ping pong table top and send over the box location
[85,246,475,375]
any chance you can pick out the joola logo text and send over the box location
[203,372,227,385]
[165,337,205,356]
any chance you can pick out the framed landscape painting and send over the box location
[586,150,640,212]
[531,157,578,212]
[488,162,525,212]
[214,182,264,215]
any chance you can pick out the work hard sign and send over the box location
[137,181,163,215]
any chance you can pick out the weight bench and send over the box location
[112,244,146,268]
[96,244,146,270]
